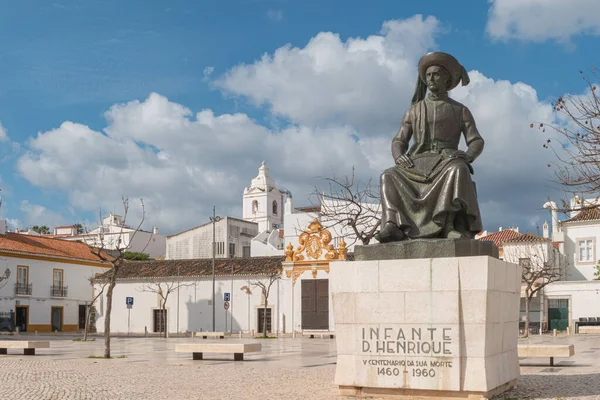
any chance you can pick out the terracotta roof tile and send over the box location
[564,207,600,223]
[502,233,551,244]
[105,256,286,280]
[0,233,110,263]
[477,230,523,247]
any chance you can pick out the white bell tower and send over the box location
[243,161,284,232]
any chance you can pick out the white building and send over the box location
[544,197,600,281]
[502,233,565,334]
[93,256,286,334]
[93,218,349,335]
[534,196,600,333]
[166,217,258,260]
[0,220,111,332]
[62,213,166,259]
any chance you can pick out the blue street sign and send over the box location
[126,297,134,306]
[224,293,230,302]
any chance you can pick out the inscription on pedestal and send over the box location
[355,325,460,390]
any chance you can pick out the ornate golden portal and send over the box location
[283,218,347,285]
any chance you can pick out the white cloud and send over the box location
[267,9,283,22]
[16,16,565,234]
[487,0,600,42]
[217,15,441,134]
[18,200,68,229]
[6,218,22,231]
[17,93,371,233]
[0,122,9,142]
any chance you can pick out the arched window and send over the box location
[272,200,278,215]
[252,200,258,214]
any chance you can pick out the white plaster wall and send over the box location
[0,255,110,327]
[166,218,257,260]
[545,280,600,320]
[166,221,227,260]
[503,242,553,267]
[94,274,288,334]
[251,230,284,257]
[226,218,258,257]
[562,222,600,281]
[284,212,318,249]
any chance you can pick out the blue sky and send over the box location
[0,0,598,235]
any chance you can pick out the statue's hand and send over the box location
[451,150,472,163]
[395,154,414,168]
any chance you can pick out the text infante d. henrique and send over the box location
[361,327,453,355]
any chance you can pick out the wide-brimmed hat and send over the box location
[417,52,469,91]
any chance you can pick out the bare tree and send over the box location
[504,238,566,337]
[248,268,281,338]
[89,196,150,358]
[310,166,381,246]
[137,268,195,338]
[83,275,107,342]
[537,68,600,201]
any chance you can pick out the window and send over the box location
[252,200,258,215]
[52,269,66,297]
[17,266,28,285]
[243,246,251,258]
[16,266,31,295]
[272,200,278,215]
[53,269,64,288]
[578,238,595,262]
[229,243,236,258]
[216,241,225,256]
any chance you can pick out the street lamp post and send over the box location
[210,206,221,332]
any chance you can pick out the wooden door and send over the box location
[301,279,329,330]
[78,305,87,330]
[257,308,272,334]
[15,306,27,332]
[51,307,63,332]
[153,309,167,333]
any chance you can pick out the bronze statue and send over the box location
[376,52,484,243]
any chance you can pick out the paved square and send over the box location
[1,334,600,399]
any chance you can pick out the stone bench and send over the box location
[194,332,231,339]
[302,330,335,339]
[517,344,574,366]
[175,342,261,361]
[578,326,600,334]
[0,341,50,355]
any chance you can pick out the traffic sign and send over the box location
[127,304,132,309]
[224,293,230,301]
[126,297,134,306]
[224,301,230,310]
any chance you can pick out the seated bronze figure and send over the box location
[376,52,484,243]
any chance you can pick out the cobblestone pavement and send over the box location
[1,334,600,399]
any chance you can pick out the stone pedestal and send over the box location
[330,255,521,399]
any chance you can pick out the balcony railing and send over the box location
[51,285,68,298]
[15,283,32,296]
